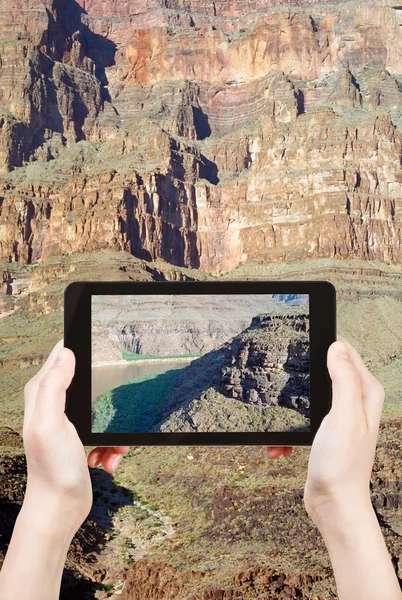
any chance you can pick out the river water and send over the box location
[91,359,194,402]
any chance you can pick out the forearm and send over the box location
[316,500,402,600]
[0,492,79,600]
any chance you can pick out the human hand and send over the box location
[263,341,401,600]
[265,338,384,520]
[23,340,129,534]
[0,341,130,600]
[303,338,384,527]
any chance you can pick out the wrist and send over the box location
[0,489,80,600]
[308,495,376,541]
[21,485,88,542]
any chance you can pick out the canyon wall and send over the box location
[91,293,289,362]
[0,0,402,274]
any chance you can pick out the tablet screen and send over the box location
[91,294,310,433]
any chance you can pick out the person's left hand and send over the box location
[23,340,129,530]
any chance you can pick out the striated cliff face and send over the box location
[218,313,310,411]
[0,0,402,272]
[91,294,288,363]
[0,0,103,173]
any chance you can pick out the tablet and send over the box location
[64,281,336,446]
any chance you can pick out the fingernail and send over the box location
[335,342,349,360]
[54,348,69,366]
[111,455,122,471]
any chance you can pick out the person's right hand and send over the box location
[303,338,385,526]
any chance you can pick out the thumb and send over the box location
[327,341,365,424]
[33,348,76,427]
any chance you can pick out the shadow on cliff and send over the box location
[277,339,310,421]
[94,349,226,433]
[192,106,212,140]
[0,451,135,599]
[25,0,118,154]
[170,139,219,185]
[43,0,117,98]
[119,170,203,269]
[40,0,117,119]
[98,331,313,434]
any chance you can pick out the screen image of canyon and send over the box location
[91,294,310,433]
[1,0,402,596]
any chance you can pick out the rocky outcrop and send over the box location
[120,559,336,600]
[0,0,104,173]
[219,313,310,410]
[154,309,310,432]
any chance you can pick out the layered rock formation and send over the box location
[91,293,291,363]
[154,310,310,432]
[219,313,310,410]
[0,0,402,272]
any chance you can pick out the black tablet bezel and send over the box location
[64,280,336,446]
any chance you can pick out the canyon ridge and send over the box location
[1,0,402,599]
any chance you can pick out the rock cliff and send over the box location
[91,293,290,363]
[0,0,402,272]
[154,310,310,432]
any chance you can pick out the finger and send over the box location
[87,447,108,467]
[24,340,64,422]
[338,336,373,382]
[267,447,292,459]
[267,447,282,458]
[327,341,366,426]
[27,340,64,390]
[32,348,76,427]
[100,447,125,474]
[339,338,385,430]
[88,446,129,467]
[112,446,130,455]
